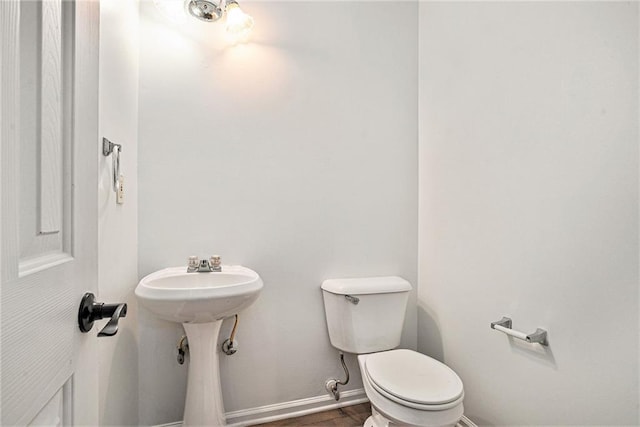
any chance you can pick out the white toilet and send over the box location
[321,276,464,427]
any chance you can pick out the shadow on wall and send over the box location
[509,335,557,368]
[138,306,189,426]
[102,322,139,426]
[416,303,444,363]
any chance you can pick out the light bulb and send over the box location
[225,1,254,43]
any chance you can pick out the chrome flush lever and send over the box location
[344,295,359,305]
[78,293,128,337]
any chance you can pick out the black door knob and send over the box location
[78,292,127,337]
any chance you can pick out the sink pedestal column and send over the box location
[182,320,226,426]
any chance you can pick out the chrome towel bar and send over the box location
[491,316,548,346]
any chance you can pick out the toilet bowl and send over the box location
[358,350,464,427]
[321,277,465,427]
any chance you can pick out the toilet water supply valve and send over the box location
[325,352,350,401]
[176,314,240,364]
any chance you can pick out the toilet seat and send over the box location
[364,349,464,411]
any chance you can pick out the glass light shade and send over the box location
[225,2,254,43]
[153,0,188,23]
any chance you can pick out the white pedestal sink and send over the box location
[135,265,263,426]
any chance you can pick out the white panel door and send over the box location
[1,0,100,424]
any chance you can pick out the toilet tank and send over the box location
[321,276,412,354]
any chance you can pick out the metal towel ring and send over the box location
[112,144,120,191]
[102,137,122,193]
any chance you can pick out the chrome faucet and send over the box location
[187,255,222,273]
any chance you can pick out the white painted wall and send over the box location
[98,0,140,425]
[137,1,418,424]
[418,2,639,425]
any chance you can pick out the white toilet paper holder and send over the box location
[491,316,548,346]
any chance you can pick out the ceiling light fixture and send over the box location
[185,0,254,43]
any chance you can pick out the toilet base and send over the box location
[364,407,461,427]
[364,407,392,427]
[364,407,416,427]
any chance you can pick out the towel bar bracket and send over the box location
[102,137,121,156]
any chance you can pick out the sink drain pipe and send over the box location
[222,314,239,355]
[176,314,240,364]
[325,352,350,401]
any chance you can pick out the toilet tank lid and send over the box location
[321,276,412,295]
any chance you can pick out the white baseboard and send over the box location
[153,390,477,427]
[226,388,368,426]
[459,415,478,427]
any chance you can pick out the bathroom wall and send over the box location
[137,1,418,424]
[418,2,639,425]
[98,0,140,425]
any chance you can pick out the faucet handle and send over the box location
[188,256,199,269]
[210,255,221,271]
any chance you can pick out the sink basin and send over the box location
[135,265,263,323]
[136,264,263,426]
